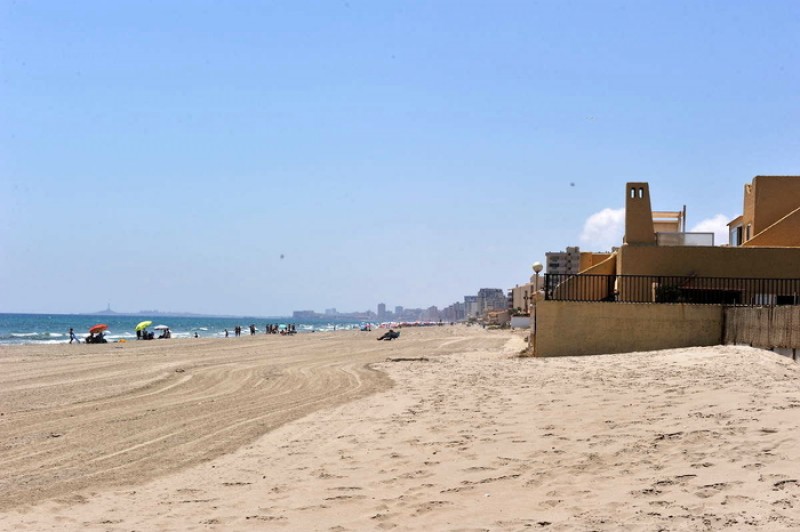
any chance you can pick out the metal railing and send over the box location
[544,273,800,306]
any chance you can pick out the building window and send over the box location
[745,224,751,241]
[729,225,743,246]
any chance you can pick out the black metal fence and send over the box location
[544,273,800,306]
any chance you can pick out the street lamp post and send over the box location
[532,262,543,294]
[530,262,544,354]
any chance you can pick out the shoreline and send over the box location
[2,330,800,530]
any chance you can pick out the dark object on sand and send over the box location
[385,357,428,362]
[85,333,108,344]
[377,329,401,341]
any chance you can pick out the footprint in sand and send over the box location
[694,482,733,499]
[412,500,454,515]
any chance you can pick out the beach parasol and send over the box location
[89,324,108,334]
[154,324,170,330]
[135,320,153,331]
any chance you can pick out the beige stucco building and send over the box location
[561,178,800,301]
[728,176,800,247]
[510,275,544,314]
[534,177,800,356]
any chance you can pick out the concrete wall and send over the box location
[579,252,614,273]
[510,316,531,329]
[724,306,800,349]
[743,206,800,247]
[582,252,617,275]
[534,301,723,357]
[749,176,800,237]
[618,245,800,279]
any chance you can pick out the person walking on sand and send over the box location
[69,327,79,344]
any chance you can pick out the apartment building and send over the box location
[476,288,508,314]
[546,247,582,274]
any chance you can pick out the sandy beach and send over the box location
[1,327,800,531]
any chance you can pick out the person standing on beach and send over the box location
[69,328,79,344]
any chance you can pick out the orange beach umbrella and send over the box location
[89,324,108,334]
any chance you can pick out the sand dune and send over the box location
[2,327,800,530]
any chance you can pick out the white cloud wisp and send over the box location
[580,208,625,251]
[690,214,731,246]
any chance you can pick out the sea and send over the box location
[0,313,373,346]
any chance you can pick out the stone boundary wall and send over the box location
[724,306,800,361]
[534,301,723,357]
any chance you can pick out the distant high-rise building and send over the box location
[421,305,440,321]
[324,308,338,316]
[546,246,582,275]
[464,295,479,317]
[394,306,403,316]
[377,303,386,320]
[442,301,465,321]
[476,288,508,314]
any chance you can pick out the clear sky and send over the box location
[2,1,799,316]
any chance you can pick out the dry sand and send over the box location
[1,326,800,531]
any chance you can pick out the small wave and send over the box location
[11,332,39,337]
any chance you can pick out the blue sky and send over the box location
[2,1,799,316]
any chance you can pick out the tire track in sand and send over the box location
[0,328,507,510]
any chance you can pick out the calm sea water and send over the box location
[0,313,371,345]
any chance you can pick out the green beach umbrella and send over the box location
[135,320,153,331]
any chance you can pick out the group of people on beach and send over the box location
[85,331,107,344]
[224,324,297,337]
[70,326,174,344]
[267,324,296,334]
[69,327,107,344]
[71,323,302,343]
[136,328,171,340]
[137,329,155,340]
[227,326,246,337]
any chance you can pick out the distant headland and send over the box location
[88,304,246,319]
